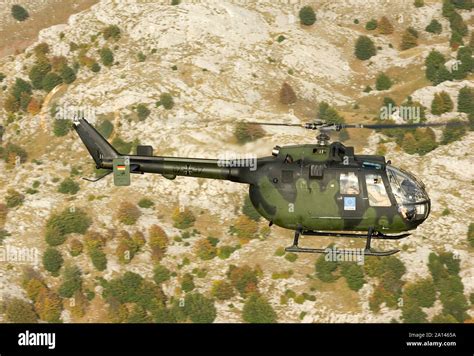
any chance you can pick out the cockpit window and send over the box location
[386,166,430,220]
[340,172,360,195]
[365,173,391,207]
[387,166,428,205]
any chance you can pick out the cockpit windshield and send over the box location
[386,166,430,221]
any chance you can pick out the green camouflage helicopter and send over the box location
[74,118,461,257]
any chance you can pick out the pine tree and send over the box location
[279,82,297,104]
[11,5,29,21]
[378,16,394,35]
[354,35,376,60]
[99,47,114,66]
[242,293,277,323]
[431,92,452,115]
[375,72,392,90]
[425,19,442,34]
[439,91,453,113]
[457,86,474,113]
[431,93,444,115]
[425,50,446,83]
[60,65,76,84]
[365,19,377,31]
[299,6,316,26]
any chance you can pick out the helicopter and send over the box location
[73,117,463,257]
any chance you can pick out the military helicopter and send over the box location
[73,117,462,257]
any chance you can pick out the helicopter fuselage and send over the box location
[247,143,430,233]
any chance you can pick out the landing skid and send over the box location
[284,227,405,256]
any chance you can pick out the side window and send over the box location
[340,172,360,195]
[365,174,391,207]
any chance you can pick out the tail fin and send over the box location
[73,118,119,168]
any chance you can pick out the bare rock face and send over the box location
[0,0,472,323]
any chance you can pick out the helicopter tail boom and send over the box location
[73,118,250,183]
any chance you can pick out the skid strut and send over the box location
[284,227,403,256]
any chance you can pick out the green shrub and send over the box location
[457,87,474,114]
[58,178,80,195]
[315,252,338,282]
[355,35,376,60]
[340,263,365,291]
[277,35,285,42]
[441,119,466,145]
[242,294,277,323]
[217,245,237,259]
[156,93,174,110]
[89,247,107,271]
[365,19,377,31]
[42,72,63,92]
[137,52,146,62]
[102,25,121,41]
[317,102,344,124]
[11,5,29,21]
[46,208,92,236]
[425,50,447,84]
[425,19,442,34]
[53,119,72,137]
[58,265,82,298]
[153,265,171,284]
[414,0,424,7]
[42,248,64,275]
[29,61,52,89]
[60,65,76,84]
[298,6,316,26]
[183,293,216,323]
[284,252,298,262]
[138,198,154,208]
[181,273,195,293]
[403,279,436,308]
[136,103,150,120]
[375,73,392,91]
[401,299,427,323]
[99,47,114,66]
[90,62,101,72]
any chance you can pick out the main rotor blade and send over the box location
[342,121,468,130]
[245,122,304,127]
